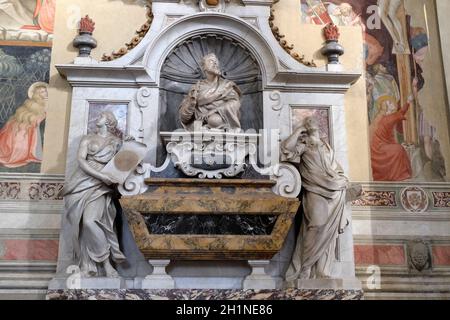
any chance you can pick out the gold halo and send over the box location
[376,95,397,110]
[28,82,49,99]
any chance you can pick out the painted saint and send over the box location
[367,63,401,122]
[370,95,413,181]
[0,82,48,168]
[0,0,55,34]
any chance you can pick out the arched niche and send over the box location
[156,34,263,166]
[159,34,263,132]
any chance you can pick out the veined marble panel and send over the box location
[46,289,363,300]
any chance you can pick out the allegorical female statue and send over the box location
[178,53,242,131]
[281,117,349,280]
[62,111,126,277]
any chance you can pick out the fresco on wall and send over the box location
[0,0,55,43]
[0,46,50,173]
[0,1,55,173]
[301,0,450,182]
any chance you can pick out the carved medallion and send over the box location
[407,240,432,272]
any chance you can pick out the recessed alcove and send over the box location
[157,34,263,166]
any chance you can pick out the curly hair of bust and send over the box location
[201,53,219,70]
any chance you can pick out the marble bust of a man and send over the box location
[178,53,242,131]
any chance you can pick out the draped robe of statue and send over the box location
[62,134,126,274]
[179,78,241,131]
[282,137,349,280]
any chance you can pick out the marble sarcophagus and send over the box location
[120,178,300,260]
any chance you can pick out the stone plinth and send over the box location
[287,279,362,291]
[48,277,125,290]
[120,178,300,260]
[141,260,175,289]
[46,289,364,300]
[243,260,281,290]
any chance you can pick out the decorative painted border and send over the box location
[0,182,20,200]
[351,183,450,210]
[101,1,154,61]
[433,192,450,208]
[2,178,448,208]
[0,175,64,201]
[0,182,63,201]
[352,191,397,208]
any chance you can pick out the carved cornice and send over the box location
[269,0,316,67]
[101,0,315,66]
[101,1,154,62]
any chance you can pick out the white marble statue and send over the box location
[281,117,350,280]
[62,111,126,277]
[178,53,242,131]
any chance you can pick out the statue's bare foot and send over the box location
[104,260,119,278]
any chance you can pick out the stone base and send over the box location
[48,277,126,290]
[243,260,281,290]
[286,278,362,290]
[46,289,364,300]
[141,260,175,289]
[142,276,175,290]
[173,277,244,289]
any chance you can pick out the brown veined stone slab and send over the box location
[121,179,300,260]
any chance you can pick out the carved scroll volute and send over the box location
[271,163,302,199]
[270,90,283,113]
[118,162,150,197]
[136,87,152,140]
[116,88,153,197]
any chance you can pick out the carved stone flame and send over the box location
[323,23,340,42]
[79,15,95,34]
